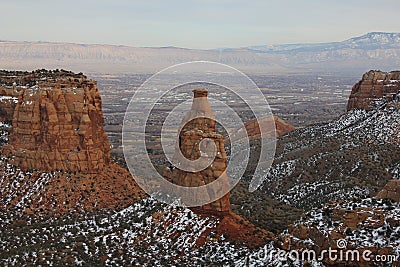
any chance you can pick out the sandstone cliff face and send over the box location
[347,70,400,111]
[164,89,230,214]
[0,70,145,213]
[0,70,110,173]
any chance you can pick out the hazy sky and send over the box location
[1,0,399,49]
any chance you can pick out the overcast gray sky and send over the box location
[1,0,399,49]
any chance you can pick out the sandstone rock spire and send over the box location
[165,88,230,214]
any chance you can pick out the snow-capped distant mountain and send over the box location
[343,32,400,49]
[246,32,400,53]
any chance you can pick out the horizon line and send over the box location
[0,31,399,51]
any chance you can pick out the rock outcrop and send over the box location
[163,89,294,214]
[0,79,21,122]
[235,115,294,142]
[347,70,400,111]
[279,198,399,267]
[0,69,145,213]
[0,70,110,173]
[376,179,400,202]
[0,94,18,123]
[162,89,276,247]
[164,89,231,214]
[270,116,295,137]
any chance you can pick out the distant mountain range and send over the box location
[1,32,399,74]
[246,32,400,52]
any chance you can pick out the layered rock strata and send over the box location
[347,70,400,111]
[164,89,230,214]
[0,70,145,213]
[0,70,110,173]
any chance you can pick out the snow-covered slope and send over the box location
[254,104,400,209]
[231,102,400,234]
[0,197,270,266]
[279,197,400,267]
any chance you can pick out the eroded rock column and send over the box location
[165,89,230,214]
